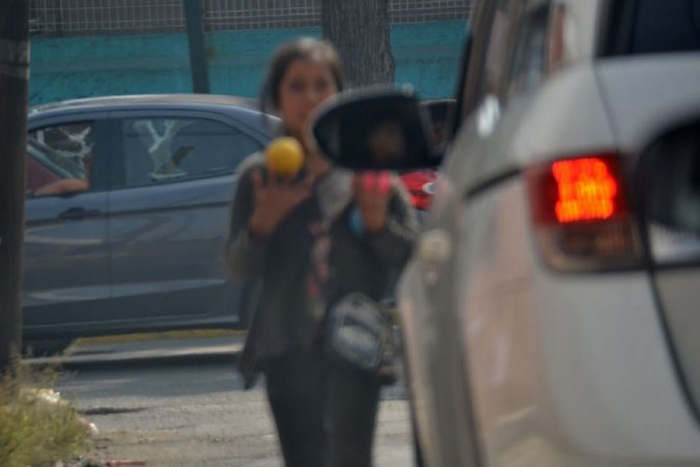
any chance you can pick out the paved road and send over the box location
[37,337,414,467]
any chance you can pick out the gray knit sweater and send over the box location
[225,153,417,386]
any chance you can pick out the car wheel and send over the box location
[23,338,75,357]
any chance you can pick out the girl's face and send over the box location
[277,58,338,138]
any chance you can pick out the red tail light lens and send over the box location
[400,171,436,211]
[552,158,619,223]
[527,154,642,272]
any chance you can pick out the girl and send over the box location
[226,37,417,467]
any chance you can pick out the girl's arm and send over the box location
[225,156,269,282]
[365,178,419,268]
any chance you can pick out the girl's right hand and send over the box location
[249,169,314,237]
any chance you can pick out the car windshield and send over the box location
[611,0,700,55]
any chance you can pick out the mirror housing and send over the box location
[311,86,444,171]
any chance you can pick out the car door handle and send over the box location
[59,207,102,221]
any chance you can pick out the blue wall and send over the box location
[29,21,466,106]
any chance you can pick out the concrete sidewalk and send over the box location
[49,336,415,466]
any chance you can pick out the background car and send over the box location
[23,94,274,353]
[399,170,436,212]
[23,93,433,355]
[397,100,453,215]
[311,0,700,466]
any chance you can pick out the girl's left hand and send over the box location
[353,171,392,233]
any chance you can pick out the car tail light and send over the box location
[401,171,436,211]
[526,154,643,272]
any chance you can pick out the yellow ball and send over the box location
[265,137,304,178]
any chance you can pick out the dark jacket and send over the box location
[225,153,417,388]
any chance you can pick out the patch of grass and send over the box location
[0,361,90,467]
[75,329,245,347]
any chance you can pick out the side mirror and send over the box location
[311,86,444,171]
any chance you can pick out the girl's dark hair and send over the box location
[260,37,346,116]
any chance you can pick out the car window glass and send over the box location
[27,123,95,197]
[631,0,700,54]
[482,2,512,98]
[122,117,262,187]
[508,5,551,98]
[607,0,700,55]
[459,0,516,121]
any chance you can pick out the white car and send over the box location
[312,0,700,466]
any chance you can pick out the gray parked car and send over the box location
[23,94,275,352]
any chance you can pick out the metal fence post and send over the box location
[0,0,29,372]
[184,0,210,94]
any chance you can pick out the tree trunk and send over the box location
[321,0,395,88]
[0,0,29,373]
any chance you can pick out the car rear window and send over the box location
[645,120,700,238]
[605,0,700,56]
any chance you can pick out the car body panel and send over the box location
[24,112,112,336]
[459,178,700,466]
[596,53,700,431]
[443,63,618,198]
[104,108,265,326]
[396,0,700,465]
[655,270,700,420]
[641,119,700,429]
[23,191,111,332]
[596,55,700,154]
[416,64,616,462]
[106,177,239,323]
[22,95,274,340]
[399,171,480,467]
